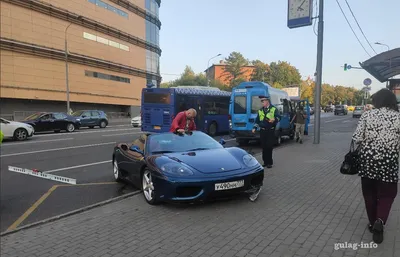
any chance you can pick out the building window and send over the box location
[145,20,160,46]
[83,32,130,51]
[145,0,159,17]
[146,50,160,74]
[85,70,131,83]
[88,0,128,18]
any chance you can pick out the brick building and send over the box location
[205,60,255,86]
[0,0,162,120]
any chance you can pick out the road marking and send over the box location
[34,128,138,137]
[324,118,349,123]
[6,185,59,232]
[102,132,142,137]
[0,138,73,146]
[60,182,118,187]
[0,142,116,157]
[44,160,112,173]
[108,124,130,128]
[8,166,77,184]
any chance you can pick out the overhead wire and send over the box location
[344,0,377,55]
[335,0,371,57]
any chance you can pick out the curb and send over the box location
[0,190,142,237]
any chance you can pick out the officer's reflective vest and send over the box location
[258,107,276,121]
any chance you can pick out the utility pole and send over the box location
[314,0,324,144]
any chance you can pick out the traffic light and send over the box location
[344,63,348,71]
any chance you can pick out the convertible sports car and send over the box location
[112,131,264,205]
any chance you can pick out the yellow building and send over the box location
[0,0,161,119]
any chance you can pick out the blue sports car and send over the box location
[112,131,264,205]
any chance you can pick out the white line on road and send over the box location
[102,132,142,137]
[35,128,138,137]
[0,142,116,158]
[324,118,349,123]
[0,138,73,146]
[44,160,112,173]
[107,125,131,128]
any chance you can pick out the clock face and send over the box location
[288,0,311,20]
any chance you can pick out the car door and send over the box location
[36,114,53,132]
[116,144,144,187]
[53,113,68,130]
[79,111,92,126]
[90,111,101,126]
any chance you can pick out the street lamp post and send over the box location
[64,16,82,114]
[206,54,221,86]
[374,42,390,52]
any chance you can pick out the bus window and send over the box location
[143,92,170,104]
[204,97,218,115]
[216,97,229,115]
[251,96,262,113]
[234,96,246,114]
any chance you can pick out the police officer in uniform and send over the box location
[252,95,280,168]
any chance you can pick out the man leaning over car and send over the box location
[170,108,197,134]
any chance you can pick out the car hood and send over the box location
[163,148,242,174]
[10,121,33,127]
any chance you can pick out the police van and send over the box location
[229,81,300,146]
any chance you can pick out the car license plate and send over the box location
[215,180,244,191]
[154,126,161,130]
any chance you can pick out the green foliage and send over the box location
[163,51,365,106]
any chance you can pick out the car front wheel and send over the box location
[142,169,159,205]
[14,128,28,141]
[66,123,75,132]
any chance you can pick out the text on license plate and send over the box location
[154,126,161,130]
[215,180,244,191]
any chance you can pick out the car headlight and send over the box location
[76,118,80,122]
[160,163,194,176]
[243,154,259,167]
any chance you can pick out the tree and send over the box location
[223,52,249,86]
[251,60,270,82]
[267,61,302,87]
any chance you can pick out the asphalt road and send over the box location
[0,112,358,233]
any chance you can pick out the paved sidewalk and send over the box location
[1,132,399,257]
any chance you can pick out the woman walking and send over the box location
[352,89,400,244]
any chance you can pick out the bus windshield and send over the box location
[234,95,246,114]
[143,92,171,104]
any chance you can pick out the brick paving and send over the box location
[1,132,399,257]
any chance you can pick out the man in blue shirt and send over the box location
[252,95,281,168]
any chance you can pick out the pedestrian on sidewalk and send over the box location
[352,88,400,244]
[169,108,197,134]
[291,105,307,144]
[252,95,280,168]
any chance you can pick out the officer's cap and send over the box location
[259,95,270,101]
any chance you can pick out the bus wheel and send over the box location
[208,122,217,137]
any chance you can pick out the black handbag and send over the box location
[340,140,361,175]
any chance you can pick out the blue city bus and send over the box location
[141,86,231,136]
[229,81,309,146]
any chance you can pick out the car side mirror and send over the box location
[82,115,86,118]
[129,145,144,155]
[219,138,226,145]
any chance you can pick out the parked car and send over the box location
[112,131,264,205]
[334,105,348,115]
[324,105,334,112]
[71,110,108,128]
[131,115,141,127]
[0,118,34,141]
[347,106,355,112]
[22,112,81,133]
[353,106,364,118]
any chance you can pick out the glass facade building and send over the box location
[145,0,161,87]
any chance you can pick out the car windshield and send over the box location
[335,105,342,108]
[147,131,223,154]
[24,113,44,120]
[71,111,84,116]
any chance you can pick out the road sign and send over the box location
[287,0,313,29]
[8,166,76,185]
[363,78,372,86]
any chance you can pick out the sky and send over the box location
[158,0,399,93]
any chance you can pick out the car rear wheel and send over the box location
[14,128,28,141]
[142,169,159,205]
[99,120,107,128]
[208,122,217,137]
[66,123,75,132]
